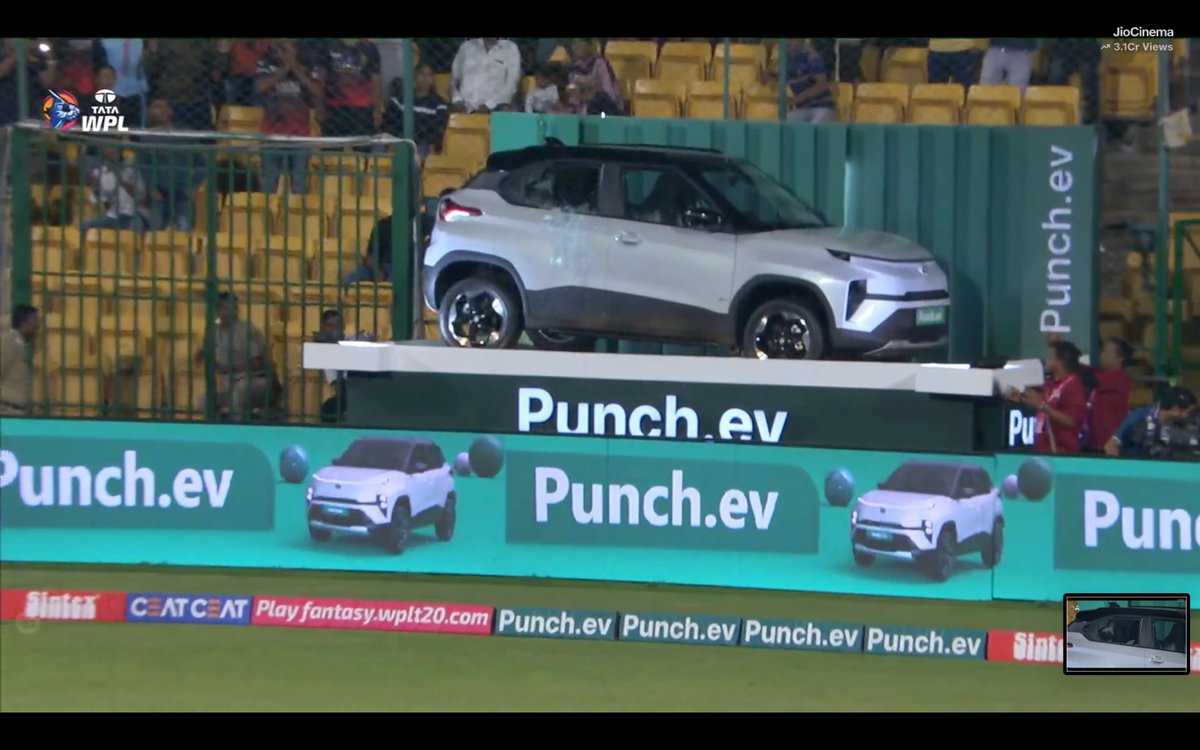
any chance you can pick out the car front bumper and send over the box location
[834,305,949,358]
[852,525,934,561]
[308,501,388,537]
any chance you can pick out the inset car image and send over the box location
[306,437,457,554]
[850,460,1003,581]
[1066,606,1188,671]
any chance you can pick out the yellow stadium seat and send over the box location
[31,225,79,274]
[286,304,328,341]
[605,40,659,64]
[1101,50,1158,118]
[520,75,536,102]
[434,73,451,102]
[277,194,328,239]
[657,41,711,82]
[966,84,1021,125]
[196,237,254,281]
[742,83,783,121]
[422,154,475,199]
[711,43,766,89]
[221,192,273,237]
[336,210,379,251]
[79,228,142,275]
[44,357,106,418]
[833,82,854,122]
[852,83,909,123]
[443,113,490,170]
[217,105,264,133]
[686,80,739,119]
[909,83,965,124]
[257,236,313,284]
[633,78,687,118]
[606,41,656,91]
[880,47,929,87]
[345,305,392,341]
[1021,85,1081,126]
[110,279,165,322]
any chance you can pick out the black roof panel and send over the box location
[486,143,732,172]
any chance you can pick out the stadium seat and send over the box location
[443,113,490,170]
[686,80,739,119]
[1021,86,1081,126]
[43,354,106,418]
[606,40,657,92]
[31,225,79,275]
[434,73,451,102]
[657,41,711,82]
[143,232,194,282]
[79,228,142,275]
[880,47,928,87]
[909,83,965,124]
[257,236,314,284]
[852,83,909,123]
[110,279,165,323]
[711,43,766,89]
[221,192,273,238]
[633,78,687,118]
[1101,50,1158,118]
[741,83,783,121]
[345,305,392,341]
[833,82,854,122]
[965,85,1021,125]
[196,236,254,281]
[278,194,328,238]
[217,105,264,134]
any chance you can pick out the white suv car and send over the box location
[850,460,1003,581]
[306,437,457,554]
[423,144,950,360]
[1066,606,1188,670]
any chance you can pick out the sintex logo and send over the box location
[504,451,819,553]
[0,437,275,530]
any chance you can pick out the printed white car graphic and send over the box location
[306,437,457,554]
[850,460,1003,581]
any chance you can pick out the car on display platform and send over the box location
[422,143,950,361]
[849,460,1003,581]
[1066,606,1188,670]
[306,436,457,554]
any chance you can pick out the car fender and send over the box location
[425,250,532,316]
[729,273,840,339]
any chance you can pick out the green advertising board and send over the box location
[1,420,1195,603]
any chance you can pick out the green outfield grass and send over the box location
[1,564,1195,712]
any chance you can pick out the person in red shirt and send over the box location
[225,39,269,105]
[1084,338,1133,452]
[1006,340,1089,454]
[256,41,323,195]
[320,39,382,138]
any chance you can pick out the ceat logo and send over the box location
[126,594,252,625]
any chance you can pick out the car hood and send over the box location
[310,467,406,502]
[856,490,945,526]
[756,227,934,263]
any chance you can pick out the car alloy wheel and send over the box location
[435,496,456,542]
[922,528,956,582]
[382,502,411,555]
[752,310,810,359]
[981,519,1004,568]
[439,277,522,349]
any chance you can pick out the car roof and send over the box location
[349,436,434,448]
[485,143,733,172]
[896,460,979,473]
[1075,606,1186,621]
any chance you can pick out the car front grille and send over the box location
[854,528,919,552]
[309,505,372,528]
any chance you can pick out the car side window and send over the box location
[428,444,446,467]
[621,167,718,229]
[409,446,429,473]
[970,468,994,494]
[1151,619,1185,653]
[1083,616,1142,646]
[502,162,601,215]
[952,470,975,500]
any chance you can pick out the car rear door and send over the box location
[598,164,736,343]
[1145,616,1188,669]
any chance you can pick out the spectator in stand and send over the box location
[785,38,834,123]
[136,98,204,231]
[1005,340,1088,455]
[450,38,521,113]
[525,64,563,114]
[98,38,148,126]
[1106,387,1198,458]
[566,39,623,115]
[1046,38,1100,123]
[313,309,348,423]
[0,304,40,417]
[257,40,323,195]
[1085,338,1134,453]
[50,39,106,97]
[927,39,985,87]
[80,145,151,239]
[383,63,448,160]
[342,213,394,286]
[321,38,383,137]
[980,38,1039,92]
[225,39,270,105]
[196,291,280,421]
[144,38,224,130]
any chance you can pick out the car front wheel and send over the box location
[741,298,826,360]
[435,496,457,542]
[853,549,875,567]
[920,528,956,582]
[439,277,522,350]
[309,525,332,542]
[380,502,411,555]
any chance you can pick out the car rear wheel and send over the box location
[308,525,332,543]
[435,496,457,542]
[741,298,826,360]
[527,329,597,352]
[853,549,876,567]
[381,502,411,555]
[439,277,522,350]
[920,527,956,582]
[981,518,1004,568]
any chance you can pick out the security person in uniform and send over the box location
[1105,387,1198,459]
[0,304,40,416]
[195,292,279,420]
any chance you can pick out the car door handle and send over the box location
[1148,655,1164,664]
[616,232,641,245]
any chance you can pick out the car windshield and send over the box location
[692,161,830,232]
[335,440,412,472]
[879,464,956,497]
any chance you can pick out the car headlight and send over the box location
[850,509,858,526]
[306,487,314,502]
[377,495,387,510]
[922,519,933,539]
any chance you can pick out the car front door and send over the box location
[957,467,995,540]
[499,160,611,331]
[599,164,736,343]
[1075,615,1148,667]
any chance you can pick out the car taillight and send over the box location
[439,199,483,222]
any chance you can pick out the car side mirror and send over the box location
[962,487,976,497]
[414,462,428,472]
[683,207,723,231]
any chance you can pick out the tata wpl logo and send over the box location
[42,89,129,132]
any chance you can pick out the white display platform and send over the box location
[304,341,1043,398]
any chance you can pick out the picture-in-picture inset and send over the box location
[1064,594,1191,676]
